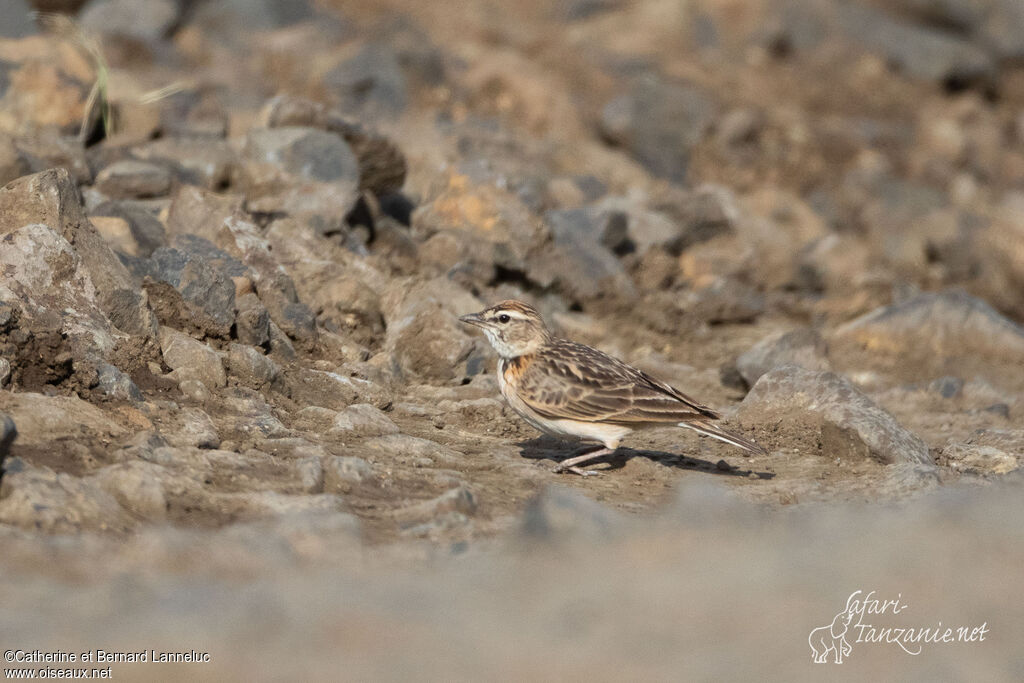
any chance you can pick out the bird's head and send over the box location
[459,300,550,358]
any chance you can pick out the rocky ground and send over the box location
[0,0,1022,678]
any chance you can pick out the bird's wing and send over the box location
[515,340,720,424]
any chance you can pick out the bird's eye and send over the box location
[498,314,510,324]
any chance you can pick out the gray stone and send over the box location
[412,183,546,283]
[875,463,942,497]
[834,2,994,84]
[253,437,327,460]
[0,0,35,38]
[222,491,346,521]
[0,169,159,359]
[393,486,477,526]
[255,94,408,196]
[322,455,373,494]
[0,302,14,329]
[284,367,390,411]
[223,411,289,441]
[681,277,765,324]
[258,285,318,348]
[178,378,212,403]
[294,271,384,347]
[164,185,244,243]
[95,362,144,402]
[166,406,220,449]
[154,88,229,139]
[0,133,30,186]
[267,320,297,361]
[0,60,9,100]
[548,207,627,256]
[831,291,1024,387]
[94,160,173,199]
[143,242,237,338]
[756,0,840,55]
[557,0,620,21]
[170,234,250,279]
[133,138,236,190]
[979,0,1024,60]
[881,0,987,34]
[836,290,1024,357]
[90,201,167,258]
[292,406,338,432]
[667,479,759,526]
[520,485,625,541]
[15,135,92,184]
[113,430,169,461]
[653,185,739,253]
[0,393,125,447]
[235,293,271,349]
[139,444,209,469]
[0,225,124,382]
[533,209,634,301]
[160,327,226,388]
[941,429,1024,475]
[293,456,325,494]
[929,376,964,399]
[214,446,328,495]
[0,414,16,460]
[399,511,473,539]
[238,127,360,233]
[736,328,830,387]
[378,17,446,88]
[362,434,463,468]
[984,403,1010,419]
[596,201,676,255]
[737,366,934,467]
[94,461,169,521]
[599,77,717,182]
[715,107,763,150]
[242,127,357,185]
[192,220,318,348]
[0,462,134,533]
[324,43,408,117]
[225,343,279,389]
[328,404,399,439]
[0,358,10,387]
[384,293,476,382]
[80,0,180,42]
[188,0,316,34]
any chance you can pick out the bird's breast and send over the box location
[497,355,542,420]
[499,354,531,390]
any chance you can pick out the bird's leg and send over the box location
[553,446,616,476]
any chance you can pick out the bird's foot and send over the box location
[553,463,601,477]
[552,447,615,476]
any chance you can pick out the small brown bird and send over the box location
[460,300,767,475]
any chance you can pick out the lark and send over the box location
[460,300,767,475]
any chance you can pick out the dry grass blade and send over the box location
[138,81,191,105]
[34,11,113,141]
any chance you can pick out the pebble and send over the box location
[94,160,173,199]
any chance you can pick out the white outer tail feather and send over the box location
[680,421,768,455]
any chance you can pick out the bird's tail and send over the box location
[680,420,768,456]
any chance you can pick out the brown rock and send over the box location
[0,169,159,357]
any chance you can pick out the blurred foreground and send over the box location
[2,478,1022,680]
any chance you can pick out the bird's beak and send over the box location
[459,312,486,328]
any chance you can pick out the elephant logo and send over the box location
[809,593,858,664]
